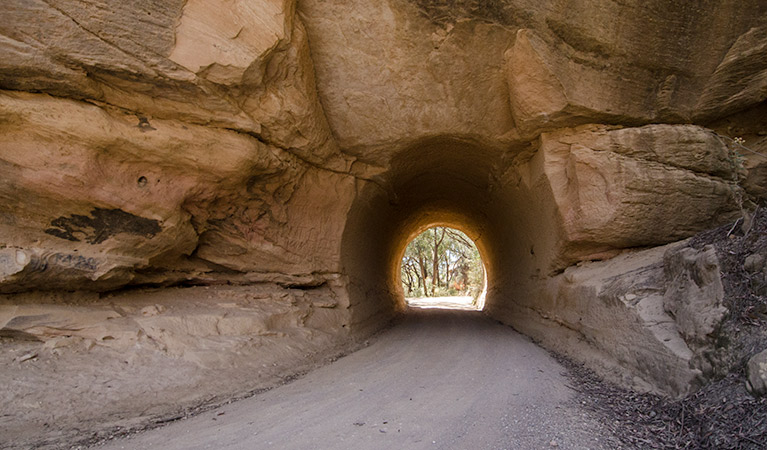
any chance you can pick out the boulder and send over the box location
[663,246,727,353]
[531,124,742,271]
[494,242,727,397]
[747,349,767,396]
[744,253,766,274]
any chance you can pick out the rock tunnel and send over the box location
[1,0,767,445]
[341,137,511,329]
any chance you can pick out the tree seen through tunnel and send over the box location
[400,226,485,310]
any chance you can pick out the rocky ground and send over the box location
[563,205,767,449]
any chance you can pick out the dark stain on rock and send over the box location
[44,208,161,244]
[49,253,99,271]
[0,328,43,341]
[138,116,156,132]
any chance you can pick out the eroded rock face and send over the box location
[304,0,767,150]
[0,285,353,449]
[1,0,766,412]
[0,284,347,364]
[0,0,351,169]
[695,23,767,121]
[299,0,519,162]
[0,91,354,292]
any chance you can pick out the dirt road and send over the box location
[98,309,616,450]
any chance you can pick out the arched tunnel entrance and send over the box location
[398,225,487,311]
[340,137,549,333]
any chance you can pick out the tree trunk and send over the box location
[404,265,413,295]
[418,255,429,297]
[431,228,445,295]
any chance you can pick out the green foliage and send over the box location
[724,135,750,216]
[400,226,485,298]
[729,137,747,180]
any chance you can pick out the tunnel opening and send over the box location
[339,136,544,334]
[399,225,486,311]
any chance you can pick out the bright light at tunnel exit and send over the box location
[400,226,487,311]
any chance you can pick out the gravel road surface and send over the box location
[98,309,616,450]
